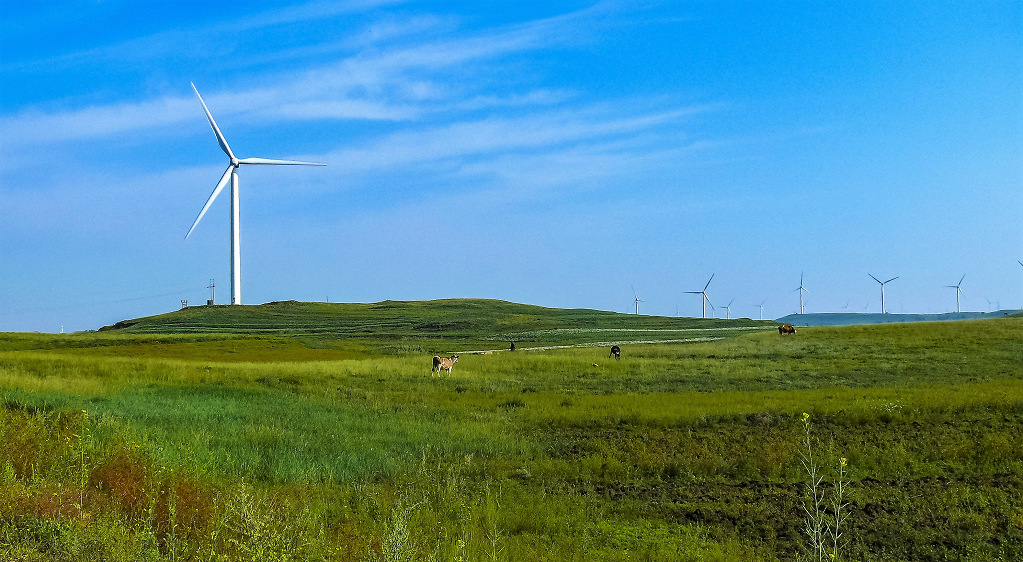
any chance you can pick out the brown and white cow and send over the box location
[778,323,796,335]
[432,355,459,375]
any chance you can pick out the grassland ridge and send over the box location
[96,299,774,346]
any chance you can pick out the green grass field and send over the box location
[1,300,1021,560]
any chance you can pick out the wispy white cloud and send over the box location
[0,0,408,73]
[1,96,196,145]
[0,2,601,153]
[318,103,716,174]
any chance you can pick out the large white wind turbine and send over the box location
[794,273,809,315]
[946,274,965,313]
[685,274,714,318]
[869,274,898,314]
[185,83,325,305]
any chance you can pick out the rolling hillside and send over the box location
[95,298,776,352]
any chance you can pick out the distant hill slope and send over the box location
[98,299,776,349]
[777,310,1023,327]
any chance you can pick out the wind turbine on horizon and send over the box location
[794,273,809,315]
[722,298,735,319]
[632,286,644,315]
[869,274,899,314]
[685,274,714,318]
[946,274,965,313]
[185,83,325,305]
[753,299,766,321]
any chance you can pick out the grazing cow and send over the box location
[510,341,516,351]
[778,323,796,335]
[432,355,459,375]
[609,345,621,360]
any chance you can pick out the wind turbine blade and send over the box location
[886,277,899,284]
[191,83,235,161]
[958,274,966,286]
[684,291,702,294]
[185,165,233,239]
[704,273,715,291]
[869,273,881,284]
[238,157,326,166]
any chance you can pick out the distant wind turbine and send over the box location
[869,274,899,314]
[685,274,715,318]
[946,274,965,313]
[794,273,810,315]
[185,83,325,305]
[753,299,766,320]
[632,286,644,315]
[722,298,735,319]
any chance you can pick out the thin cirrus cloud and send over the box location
[0,3,602,153]
[313,103,717,200]
[0,0,408,72]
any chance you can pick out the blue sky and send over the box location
[1,1,1021,332]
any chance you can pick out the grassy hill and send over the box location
[93,298,775,353]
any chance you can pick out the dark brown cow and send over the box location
[778,323,796,335]
[432,355,459,375]
[609,345,621,360]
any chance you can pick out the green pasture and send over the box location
[0,302,1021,560]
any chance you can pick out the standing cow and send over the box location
[432,355,459,375]
[609,345,621,360]
[778,324,796,335]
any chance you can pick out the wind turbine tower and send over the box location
[722,298,734,320]
[185,83,325,305]
[946,274,965,313]
[685,274,715,319]
[869,274,899,314]
[753,299,766,321]
[632,286,644,315]
[794,273,810,315]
